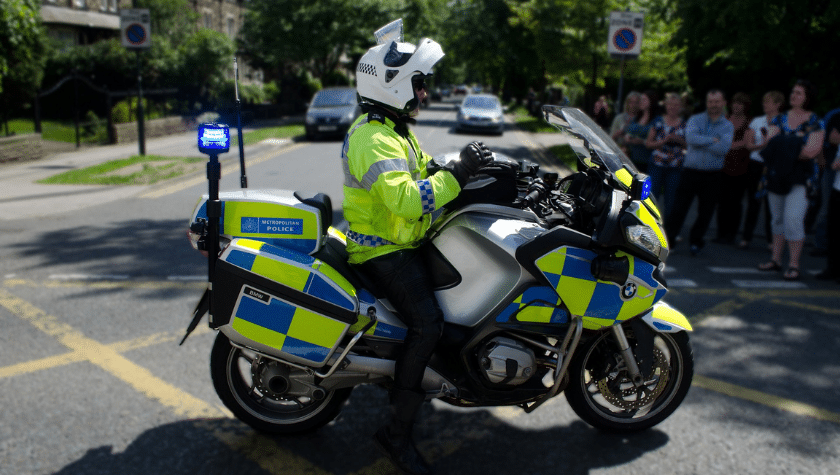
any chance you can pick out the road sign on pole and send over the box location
[607,11,643,58]
[120,9,151,49]
[608,11,644,113]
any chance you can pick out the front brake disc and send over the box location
[597,347,670,410]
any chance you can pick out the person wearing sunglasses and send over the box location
[342,20,492,475]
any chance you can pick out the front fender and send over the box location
[641,301,693,333]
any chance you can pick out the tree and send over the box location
[444,0,543,98]
[673,0,840,111]
[0,0,48,124]
[239,0,387,82]
[42,0,235,118]
[508,0,688,107]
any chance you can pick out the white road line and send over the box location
[167,275,206,281]
[668,278,698,287]
[48,274,130,280]
[732,280,808,289]
[708,267,764,274]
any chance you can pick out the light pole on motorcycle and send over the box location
[197,123,231,313]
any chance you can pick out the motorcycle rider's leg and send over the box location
[358,247,444,475]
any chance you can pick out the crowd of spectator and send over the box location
[595,81,840,284]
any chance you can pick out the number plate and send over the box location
[318,125,338,132]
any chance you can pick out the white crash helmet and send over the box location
[356,19,444,114]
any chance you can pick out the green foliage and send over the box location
[111,98,153,124]
[177,28,236,101]
[0,0,48,109]
[322,70,352,87]
[134,0,199,47]
[506,0,688,102]
[263,81,282,103]
[239,0,388,81]
[299,70,323,99]
[211,80,268,110]
[673,0,840,111]
[444,0,542,97]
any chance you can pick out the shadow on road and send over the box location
[53,385,670,475]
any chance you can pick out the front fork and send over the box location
[611,324,646,387]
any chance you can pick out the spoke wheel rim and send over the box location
[579,332,684,424]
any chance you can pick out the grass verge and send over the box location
[231,123,305,147]
[547,145,581,171]
[508,106,558,134]
[37,155,204,185]
[5,119,107,144]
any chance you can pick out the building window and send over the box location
[100,0,106,11]
[204,13,213,29]
[73,0,87,8]
[227,18,235,37]
[110,0,118,13]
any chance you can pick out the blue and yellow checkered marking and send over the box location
[349,289,408,340]
[223,239,357,312]
[349,314,408,341]
[536,246,667,330]
[416,179,436,215]
[231,291,348,365]
[495,285,570,324]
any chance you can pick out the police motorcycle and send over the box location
[182,104,693,436]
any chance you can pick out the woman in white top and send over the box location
[741,91,784,249]
[758,81,825,281]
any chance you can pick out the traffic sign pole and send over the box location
[136,50,146,156]
[121,7,151,156]
[607,11,644,115]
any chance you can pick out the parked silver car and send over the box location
[456,94,504,135]
[305,87,361,140]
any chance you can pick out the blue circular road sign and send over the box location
[613,28,637,52]
[126,23,147,45]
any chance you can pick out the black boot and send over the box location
[373,389,433,475]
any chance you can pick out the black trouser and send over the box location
[716,171,748,241]
[741,160,772,243]
[665,168,722,247]
[826,188,840,275]
[356,246,444,393]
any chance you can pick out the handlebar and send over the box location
[523,188,544,209]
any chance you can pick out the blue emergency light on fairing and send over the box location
[198,123,231,155]
[640,176,652,200]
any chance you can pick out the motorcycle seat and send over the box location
[294,191,332,237]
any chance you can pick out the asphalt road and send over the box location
[1,101,838,475]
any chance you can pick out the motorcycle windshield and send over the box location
[542,105,639,180]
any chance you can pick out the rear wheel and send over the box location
[565,329,693,433]
[210,332,352,435]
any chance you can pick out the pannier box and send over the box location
[191,189,326,255]
[212,238,359,367]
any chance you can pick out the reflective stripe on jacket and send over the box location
[341,112,461,264]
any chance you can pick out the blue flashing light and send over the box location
[641,176,652,200]
[198,123,230,155]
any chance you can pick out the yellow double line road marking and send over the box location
[0,287,222,419]
[138,142,308,199]
[0,287,335,475]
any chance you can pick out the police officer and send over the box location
[342,23,492,475]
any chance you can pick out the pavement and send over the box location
[0,124,295,221]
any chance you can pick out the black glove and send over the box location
[446,141,494,187]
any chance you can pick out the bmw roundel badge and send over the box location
[622,282,637,299]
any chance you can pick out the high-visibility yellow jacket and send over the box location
[341,112,461,264]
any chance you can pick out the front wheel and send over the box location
[565,329,693,433]
[210,332,352,435]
